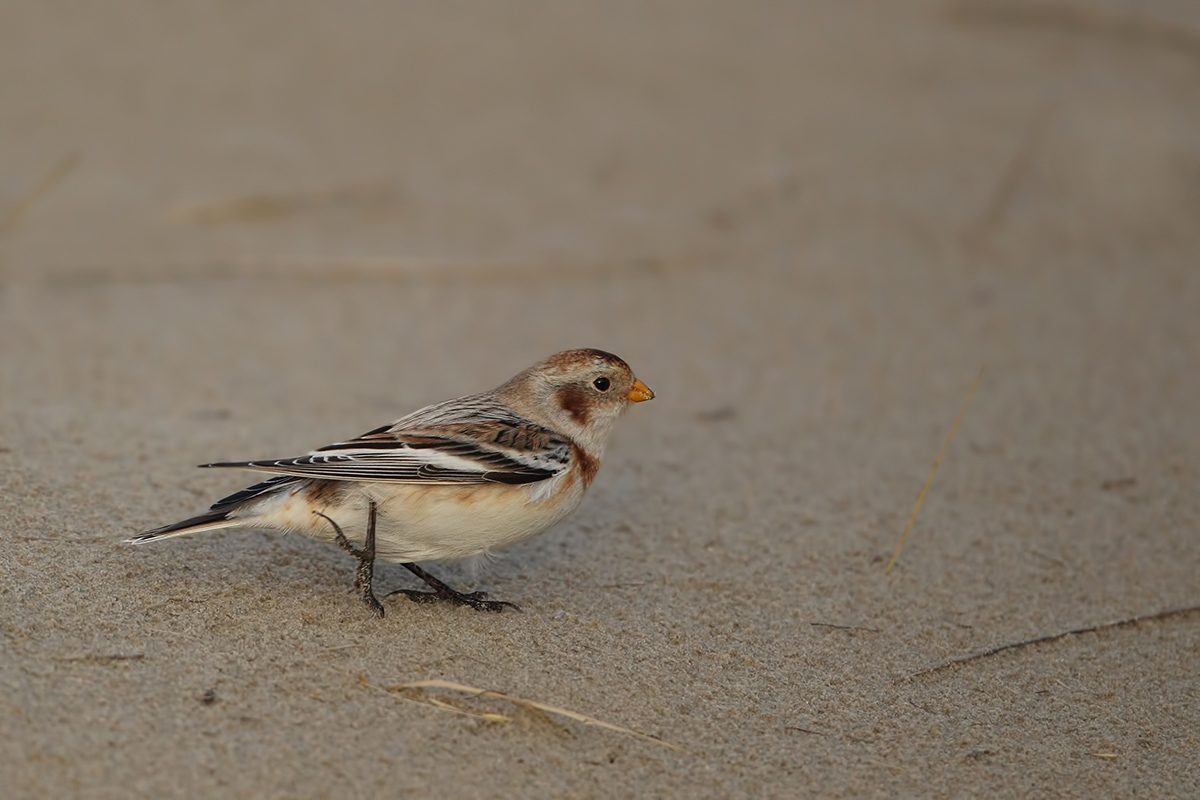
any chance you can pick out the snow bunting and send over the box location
[128,349,654,617]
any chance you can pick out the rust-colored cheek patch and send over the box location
[557,386,592,426]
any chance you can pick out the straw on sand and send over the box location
[885,367,984,574]
[370,677,687,754]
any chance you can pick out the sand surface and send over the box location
[2,1,1199,797]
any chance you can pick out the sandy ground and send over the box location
[2,1,1199,797]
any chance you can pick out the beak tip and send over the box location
[627,379,655,403]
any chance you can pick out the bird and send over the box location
[127,349,654,617]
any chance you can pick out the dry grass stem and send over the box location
[810,622,880,633]
[381,678,687,753]
[58,653,146,663]
[885,367,984,574]
[965,101,1056,250]
[911,605,1200,677]
[356,674,511,722]
[0,153,82,236]
[165,182,401,226]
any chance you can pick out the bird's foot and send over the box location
[315,505,384,619]
[358,587,386,618]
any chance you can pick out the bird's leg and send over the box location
[314,500,384,618]
[389,562,520,613]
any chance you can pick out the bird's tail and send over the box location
[125,510,243,544]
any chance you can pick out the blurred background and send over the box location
[4,0,1197,280]
[2,1,1198,796]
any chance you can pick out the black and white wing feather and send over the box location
[200,393,571,486]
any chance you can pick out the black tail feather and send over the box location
[126,510,231,543]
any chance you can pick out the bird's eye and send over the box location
[593,376,611,392]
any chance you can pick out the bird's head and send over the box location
[500,348,653,452]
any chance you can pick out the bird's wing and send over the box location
[200,394,571,485]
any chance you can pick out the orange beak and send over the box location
[627,379,655,403]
